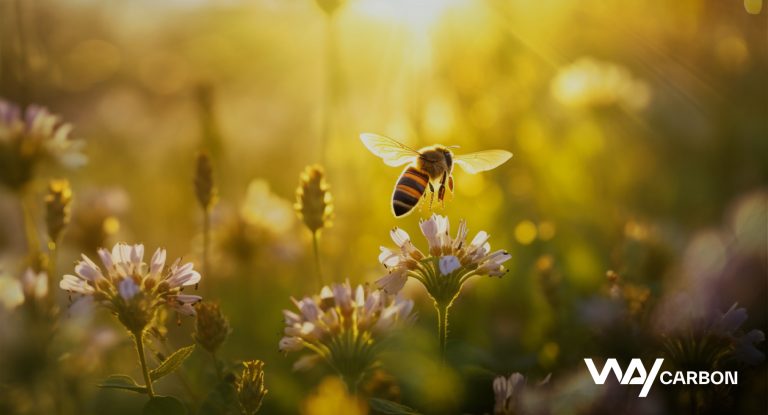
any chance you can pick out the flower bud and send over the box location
[193,301,231,354]
[194,152,216,211]
[45,179,72,243]
[295,165,333,234]
[236,360,268,415]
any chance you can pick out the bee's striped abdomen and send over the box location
[392,166,429,217]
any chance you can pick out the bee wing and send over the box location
[454,150,513,174]
[360,133,420,167]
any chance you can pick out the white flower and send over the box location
[279,280,413,378]
[376,214,511,295]
[60,242,203,332]
[0,98,86,189]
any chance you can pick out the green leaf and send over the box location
[198,378,238,415]
[98,374,148,393]
[150,345,195,381]
[142,396,187,415]
[369,398,422,415]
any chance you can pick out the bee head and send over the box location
[441,147,453,170]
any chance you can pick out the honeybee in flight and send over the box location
[360,133,513,217]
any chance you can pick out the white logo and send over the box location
[584,358,663,398]
[584,358,738,398]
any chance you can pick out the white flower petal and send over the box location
[390,228,411,247]
[376,268,408,294]
[60,274,94,294]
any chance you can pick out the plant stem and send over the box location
[202,207,210,281]
[312,230,324,288]
[133,330,155,398]
[320,13,338,163]
[20,190,40,256]
[47,240,57,309]
[211,350,223,380]
[436,302,450,361]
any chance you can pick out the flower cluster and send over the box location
[60,242,202,333]
[279,281,413,386]
[377,214,511,301]
[0,98,86,190]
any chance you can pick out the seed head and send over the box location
[236,360,268,415]
[194,152,216,211]
[193,301,231,354]
[45,179,72,243]
[295,165,333,233]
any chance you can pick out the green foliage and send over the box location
[98,374,148,394]
[142,396,187,415]
[150,345,195,382]
[199,378,238,415]
[369,398,422,415]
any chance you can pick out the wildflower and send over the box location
[236,360,268,415]
[59,242,202,333]
[375,214,511,356]
[279,281,413,390]
[193,301,231,355]
[709,303,765,365]
[45,179,72,244]
[662,302,765,378]
[295,165,333,234]
[0,98,86,190]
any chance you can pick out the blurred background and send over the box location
[0,0,766,414]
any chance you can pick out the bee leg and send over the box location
[437,172,447,206]
[428,182,435,210]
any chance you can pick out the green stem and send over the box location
[312,231,324,288]
[133,330,155,398]
[211,350,223,380]
[320,13,338,163]
[21,190,40,256]
[47,240,57,310]
[202,207,210,280]
[436,302,450,362]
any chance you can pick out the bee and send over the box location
[360,133,513,217]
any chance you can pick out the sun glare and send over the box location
[351,0,466,31]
